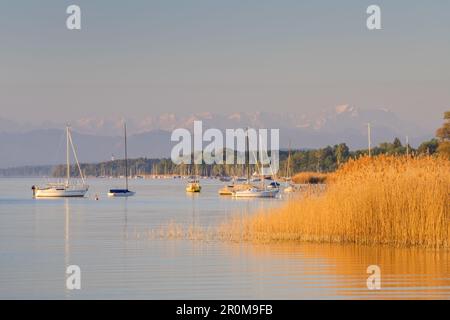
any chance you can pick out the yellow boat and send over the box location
[186,180,201,193]
[218,185,234,196]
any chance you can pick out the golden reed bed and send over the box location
[292,172,328,184]
[219,156,450,248]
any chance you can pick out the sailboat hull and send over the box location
[108,190,135,197]
[34,186,88,198]
[233,188,278,198]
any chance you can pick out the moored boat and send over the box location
[108,189,135,197]
[218,185,234,196]
[231,129,279,198]
[233,186,278,198]
[32,184,88,198]
[32,126,89,198]
[108,122,135,197]
[186,179,202,193]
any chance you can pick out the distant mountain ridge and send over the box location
[0,106,426,135]
[0,129,173,168]
[0,107,433,168]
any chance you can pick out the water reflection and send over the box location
[186,192,199,229]
[64,199,70,298]
[123,198,128,239]
[226,242,450,299]
[0,178,448,299]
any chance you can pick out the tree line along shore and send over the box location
[1,111,449,179]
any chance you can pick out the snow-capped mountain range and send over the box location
[0,105,424,134]
[0,106,433,168]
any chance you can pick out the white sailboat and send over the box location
[233,129,278,198]
[233,186,278,198]
[108,123,135,197]
[284,144,295,193]
[32,126,88,198]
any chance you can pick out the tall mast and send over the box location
[287,140,291,178]
[68,128,86,185]
[258,132,264,189]
[124,122,128,190]
[66,126,70,185]
[246,128,250,182]
[406,135,409,157]
[368,123,372,157]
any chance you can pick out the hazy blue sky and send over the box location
[0,0,449,130]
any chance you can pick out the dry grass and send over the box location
[219,155,450,248]
[292,172,328,184]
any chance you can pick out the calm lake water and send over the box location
[0,178,449,299]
